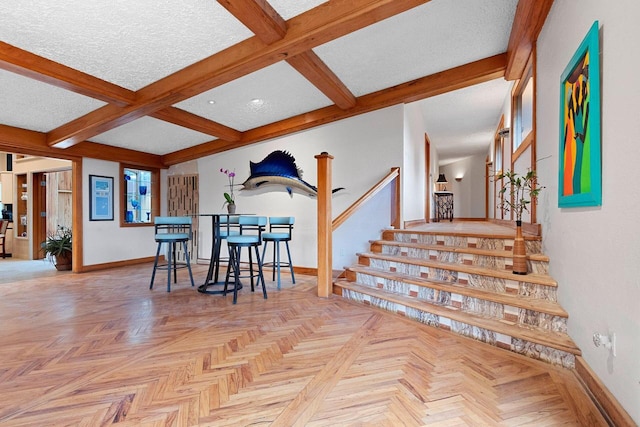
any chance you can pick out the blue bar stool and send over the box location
[224,216,268,304]
[150,216,195,292]
[261,216,295,289]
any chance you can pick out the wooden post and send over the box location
[315,152,333,298]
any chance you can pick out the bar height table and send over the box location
[196,213,245,295]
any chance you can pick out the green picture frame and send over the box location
[558,21,602,208]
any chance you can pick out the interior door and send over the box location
[32,172,47,259]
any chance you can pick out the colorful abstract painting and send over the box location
[558,21,602,207]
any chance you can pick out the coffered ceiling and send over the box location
[0,0,553,168]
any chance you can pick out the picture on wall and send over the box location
[89,175,114,221]
[558,21,602,207]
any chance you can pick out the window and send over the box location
[121,165,159,226]
[512,64,534,154]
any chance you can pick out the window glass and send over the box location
[123,167,153,224]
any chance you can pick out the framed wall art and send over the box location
[558,21,602,207]
[89,175,114,221]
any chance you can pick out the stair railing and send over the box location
[316,153,400,297]
[332,167,401,231]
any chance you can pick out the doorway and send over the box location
[32,170,73,260]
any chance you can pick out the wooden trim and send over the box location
[505,0,554,80]
[315,152,333,298]
[404,219,426,228]
[489,218,541,237]
[574,356,637,427]
[45,0,432,148]
[0,41,135,106]
[72,160,83,272]
[292,266,317,277]
[286,51,356,109]
[149,107,241,141]
[332,167,400,230]
[31,172,46,259]
[453,217,487,222]
[512,131,533,162]
[391,167,401,229]
[0,124,164,169]
[78,256,160,273]
[150,54,507,166]
[217,0,287,44]
[425,132,431,223]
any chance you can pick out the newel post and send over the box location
[315,152,333,298]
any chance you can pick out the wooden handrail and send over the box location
[332,167,400,231]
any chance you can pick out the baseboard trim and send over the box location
[404,219,427,228]
[78,256,160,273]
[489,218,541,236]
[574,356,636,427]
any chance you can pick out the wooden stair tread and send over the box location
[383,228,541,241]
[334,280,580,356]
[358,252,558,287]
[371,239,549,262]
[346,265,567,318]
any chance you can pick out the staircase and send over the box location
[333,225,580,369]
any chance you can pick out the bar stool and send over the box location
[261,216,295,289]
[213,215,240,282]
[150,216,195,292]
[224,216,268,304]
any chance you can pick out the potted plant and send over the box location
[42,226,72,271]
[496,169,543,275]
[220,168,236,213]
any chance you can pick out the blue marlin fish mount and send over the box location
[241,150,344,198]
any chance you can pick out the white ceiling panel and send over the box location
[0,69,106,133]
[314,0,517,97]
[414,78,513,164]
[90,117,214,156]
[0,0,253,90]
[269,0,328,20]
[174,62,333,132]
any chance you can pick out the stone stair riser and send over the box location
[380,244,549,274]
[365,258,558,301]
[355,271,567,333]
[385,231,543,255]
[342,288,575,369]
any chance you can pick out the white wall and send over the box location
[82,158,162,266]
[537,0,640,421]
[440,153,486,219]
[403,103,427,222]
[191,106,405,269]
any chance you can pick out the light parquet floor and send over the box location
[0,262,607,426]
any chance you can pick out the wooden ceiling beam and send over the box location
[0,124,163,168]
[0,42,136,106]
[163,53,505,165]
[217,0,287,44]
[286,51,357,109]
[150,107,242,141]
[220,0,356,109]
[505,0,554,80]
[46,0,430,149]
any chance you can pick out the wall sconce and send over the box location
[455,176,463,182]
[436,173,448,191]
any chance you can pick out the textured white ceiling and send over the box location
[414,78,513,165]
[175,62,333,131]
[0,69,106,132]
[314,0,517,97]
[0,0,517,159]
[0,0,253,90]
[90,117,214,155]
